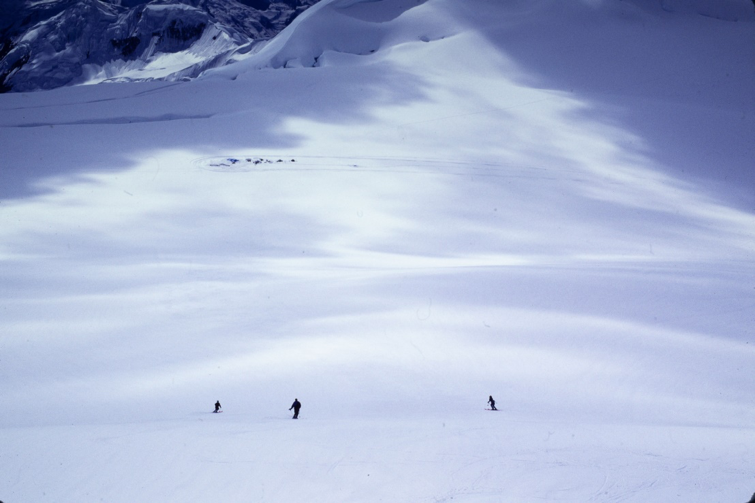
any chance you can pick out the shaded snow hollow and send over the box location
[0,0,754,501]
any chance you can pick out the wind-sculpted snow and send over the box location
[213,0,447,70]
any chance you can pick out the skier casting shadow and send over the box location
[289,398,301,419]
[488,395,497,411]
[214,400,222,413]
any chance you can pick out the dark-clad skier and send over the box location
[214,400,222,413]
[289,398,301,419]
[488,395,497,411]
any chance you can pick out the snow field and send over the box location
[1,0,754,501]
[3,415,752,502]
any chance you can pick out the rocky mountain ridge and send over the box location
[0,0,320,92]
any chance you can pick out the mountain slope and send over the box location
[0,0,753,502]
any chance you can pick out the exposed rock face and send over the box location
[0,0,320,92]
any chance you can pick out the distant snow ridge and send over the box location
[0,0,321,92]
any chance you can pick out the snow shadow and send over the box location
[0,58,430,201]
[444,0,755,211]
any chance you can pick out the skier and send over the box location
[488,395,497,411]
[289,398,301,419]
[214,400,222,413]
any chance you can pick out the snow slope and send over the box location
[1,0,754,501]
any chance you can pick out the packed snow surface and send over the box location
[1,0,754,501]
